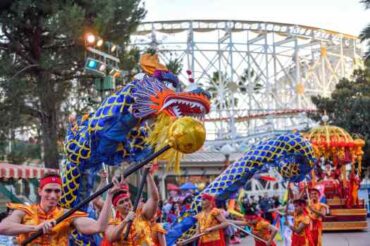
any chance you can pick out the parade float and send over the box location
[305,118,367,231]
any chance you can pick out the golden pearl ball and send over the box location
[168,117,206,154]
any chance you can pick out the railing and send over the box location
[0,183,23,204]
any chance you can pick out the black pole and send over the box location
[21,145,171,246]
[123,167,150,240]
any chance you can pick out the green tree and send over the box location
[309,63,370,167]
[0,0,145,168]
[360,0,370,60]
[118,47,141,84]
[238,68,263,94]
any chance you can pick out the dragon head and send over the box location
[126,54,210,171]
[131,52,210,120]
[131,74,210,120]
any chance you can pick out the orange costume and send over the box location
[291,213,313,246]
[101,210,153,246]
[195,207,226,246]
[7,203,86,246]
[249,218,276,246]
[308,202,325,246]
[347,172,360,207]
[151,222,167,246]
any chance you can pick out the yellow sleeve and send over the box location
[260,220,270,230]
[153,223,167,234]
[65,210,88,223]
[302,215,310,225]
[7,203,34,216]
[108,218,121,226]
[210,208,220,217]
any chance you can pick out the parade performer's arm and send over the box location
[196,221,201,234]
[288,221,306,234]
[0,210,55,235]
[142,165,160,220]
[92,171,108,211]
[157,231,167,246]
[226,219,249,226]
[73,176,122,234]
[308,205,326,218]
[204,212,228,234]
[104,211,136,242]
[267,224,278,245]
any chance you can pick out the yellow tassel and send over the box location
[146,113,183,173]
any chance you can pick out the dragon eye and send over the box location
[164,81,176,91]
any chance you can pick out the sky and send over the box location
[143,0,370,36]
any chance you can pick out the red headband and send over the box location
[201,193,215,202]
[309,188,321,195]
[245,214,260,220]
[119,184,129,191]
[40,176,62,188]
[112,192,130,206]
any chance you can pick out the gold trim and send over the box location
[326,198,364,206]
[323,221,368,231]
[327,198,345,206]
[329,208,367,216]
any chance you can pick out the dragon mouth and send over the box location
[132,76,211,119]
[162,97,208,119]
[150,90,210,119]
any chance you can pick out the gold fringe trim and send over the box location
[146,113,183,173]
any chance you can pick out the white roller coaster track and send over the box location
[130,20,362,147]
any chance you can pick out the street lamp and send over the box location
[220,143,235,169]
[85,33,96,44]
[96,38,104,47]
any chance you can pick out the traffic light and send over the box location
[85,57,106,76]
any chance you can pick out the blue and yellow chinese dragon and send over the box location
[61,53,316,245]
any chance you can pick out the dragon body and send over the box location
[166,132,316,245]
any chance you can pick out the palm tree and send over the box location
[206,71,238,110]
[238,68,263,94]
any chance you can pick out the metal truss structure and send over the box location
[130,20,362,150]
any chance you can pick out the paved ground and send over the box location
[240,219,370,245]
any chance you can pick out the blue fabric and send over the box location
[165,216,197,246]
[180,182,197,190]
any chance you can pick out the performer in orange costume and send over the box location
[0,172,116,246]
[195,193,227,246]
[308,188,326,246]
[103,165,160,246]
[232,207,278,246]
[285,199,314,246]
[347,170,361,207]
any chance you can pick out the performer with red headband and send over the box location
[230,206,278,246]
[103,164,160,246]
[194,193,228,246]
[308,188,326,246]
[0,171,118,246]
[285,199,314,246]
